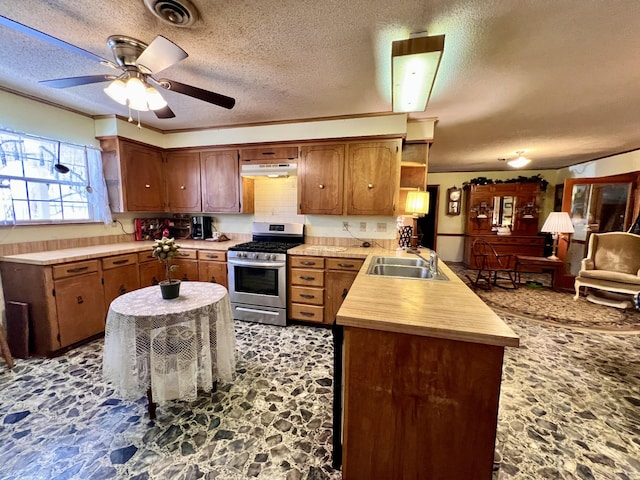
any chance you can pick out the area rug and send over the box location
[447,263,640,334]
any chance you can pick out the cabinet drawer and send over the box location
[290,269,324,287]
[198,250,227,261]
[240,145,298,162]
[290,303,324,323]
[326,258,364,272]
[291,286,324,305]
[290,256,324,269]
[175,249,198,260]
[137,251,157,263]
[102,253,138,270]
[52,260,99,280]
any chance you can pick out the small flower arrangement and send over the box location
[152,236,181,283]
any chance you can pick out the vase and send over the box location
[159,280,181,299]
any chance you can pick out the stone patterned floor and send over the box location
[1,314,639,479]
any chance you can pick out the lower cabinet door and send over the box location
[54,272,106,348]
[103,264,140,311]
[139,261,165,287]
[198,261,228,288]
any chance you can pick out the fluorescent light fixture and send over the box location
[508,151,531,168]
[392,34,445,112]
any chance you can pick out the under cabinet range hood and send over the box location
[240,162,297,178]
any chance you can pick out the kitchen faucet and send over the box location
[409,249,439,275]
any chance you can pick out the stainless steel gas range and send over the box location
[227,222,304,326]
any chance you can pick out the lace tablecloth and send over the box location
[102,282,236,403]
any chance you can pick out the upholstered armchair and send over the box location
[574,232,640,300]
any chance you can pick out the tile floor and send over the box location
[1,314,639,479]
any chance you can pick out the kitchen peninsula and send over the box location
[288,245,519,480]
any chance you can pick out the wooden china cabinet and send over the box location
[464,182,545,267]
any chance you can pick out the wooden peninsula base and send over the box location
[342,326,504,480]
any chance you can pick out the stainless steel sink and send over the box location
[366,256,449,280]
[371,256,427,267]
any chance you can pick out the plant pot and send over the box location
[159,280,181,299]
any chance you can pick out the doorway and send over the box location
[417,185,439,250]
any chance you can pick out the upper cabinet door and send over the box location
[299,144,345,215]
[121,141,165,212]
[345,140,401,216]
[201,149,241,213]
[164,151,202,212]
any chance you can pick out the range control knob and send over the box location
[252,253,259,259]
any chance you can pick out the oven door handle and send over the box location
[235,307,281,316]
[228,259,286,268]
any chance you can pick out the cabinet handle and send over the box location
[180,185,186,190]
[261,152,275,155]
[318,184,325,189]
[300,276,316,281]
[341,288,349,300]
[145,184,151,188]
[301,261,316,266]
[151,276,159,285]
[118,285,127,295]
[182,274,189,280]
[67,266,89,273]
[206,254,220,259]
[300,294,315,299]
[77,295,84,304]
[338,263,354,268]
[210,276,217,283]
[112,259,129,265]
[300,311,315,317]
[367,183,373,189]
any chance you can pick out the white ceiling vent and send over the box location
[143,0,199,27]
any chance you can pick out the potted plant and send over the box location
[152,236,182,299]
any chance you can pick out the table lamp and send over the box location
[405,190,430,253]
[541,211,575,260]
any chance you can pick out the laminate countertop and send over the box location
[0,240,244,266]
[290,244,519,348]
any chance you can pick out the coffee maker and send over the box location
[191,216,213,239]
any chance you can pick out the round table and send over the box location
[102,282,236,418]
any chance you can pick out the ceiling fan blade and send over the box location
[136,35,188,74]
[40,75,118,88]
[0,14,118,69]
[155,78,236,110]
[154,105,176,119]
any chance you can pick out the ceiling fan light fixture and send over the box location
[392,34,445,113]
[104,79,128,105]
[146,86,168,110]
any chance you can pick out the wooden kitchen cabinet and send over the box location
[324,258,363,324]
[198,250,228,288]
[289,256,363,325]
[102,253,140,312]
[201,149,254,213]
[138,251,165,287]
[345,140,401,215]
[164,150,202,212]
[0,259,106,356]
[173,249,199,281]
[298,144,345,215]
[397,143,429,216]
[289,256,325,324]
[119,139,165,212]
[239,145,298,164]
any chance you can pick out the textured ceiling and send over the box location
[1,1,640,172]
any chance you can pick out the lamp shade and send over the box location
[541,212,575,234]
[405,190,429,216]
[392,34,445,112]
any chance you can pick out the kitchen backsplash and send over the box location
[253,176,305,224]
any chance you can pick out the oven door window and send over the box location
[234,265,279,296]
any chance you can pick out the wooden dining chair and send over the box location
[468,239,517,290]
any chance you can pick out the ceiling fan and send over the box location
[0,14,235,120]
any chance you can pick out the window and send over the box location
[0,129,111,225]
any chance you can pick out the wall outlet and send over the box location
[342,221,349,231]
[359,222,367,232]
[377,222,387,232]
